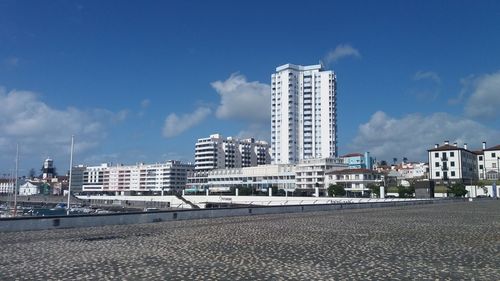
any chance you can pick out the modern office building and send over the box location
[194,134,271,174]
[196,164,296,193]
[427,141,478,184]
[271,63,337,164]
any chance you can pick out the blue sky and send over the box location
[1,0,500,175]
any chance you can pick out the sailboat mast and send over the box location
[13,144,19,217]
[67,135,74,215]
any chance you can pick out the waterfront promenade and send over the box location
[0,201,498,280]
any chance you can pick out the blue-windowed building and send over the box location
[340,152,374,170]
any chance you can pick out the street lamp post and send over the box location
[497,157,499,180]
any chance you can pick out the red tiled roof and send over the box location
[485,144,500,151]
[428,144,474,152]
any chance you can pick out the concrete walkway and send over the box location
[0,200,498,280]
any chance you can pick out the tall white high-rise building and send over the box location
[271,63,337,164]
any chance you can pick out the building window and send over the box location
[493,163,497,169]
[492,153,496,158]
[479,156,483,161]
[435,152,439,157]
[450,161,455,167]
[451,171,455,177]
[435,171,440,177]
[435,162,440,167]
[480,165,484,169]
[450,152,454,157]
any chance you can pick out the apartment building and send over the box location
[427,141,478,184]
[0,178,13,194]
[295,158,347,191]
[73,161,194,195]
[477,142,500,180]
[194,134,271,174]
[271,63,337,164]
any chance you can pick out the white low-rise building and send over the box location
[188,158,348,196]
[295,158,347,192]
[428,141,478,184]
[198,164,296,192]
[325,168,382,196]
[477,142,500,180]
[19,182,39,196]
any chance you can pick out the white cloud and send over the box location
[0,87,125,172]
[212,73,270,123]
[464,71,500,119]
[350,111,500,162]
[236,123,270,143]
[162,107,211,138]
[3,56,19,67]
[325,44,361,64]
[140,99,150,109]
[448,75,474,105]
[410,71,441,101]
[413,71,441,84]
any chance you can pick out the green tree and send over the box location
[328,184,346,197]
[238,186,252,195]
[397,185,415,198]
[448,183,468,197]
[28,168,36,179]
[367,183,380,197]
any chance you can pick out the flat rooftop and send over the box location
[0,200,499,280]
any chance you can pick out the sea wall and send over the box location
[0,199,463,232]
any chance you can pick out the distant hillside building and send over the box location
[271,63,337,164]
[194,134,271,174]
